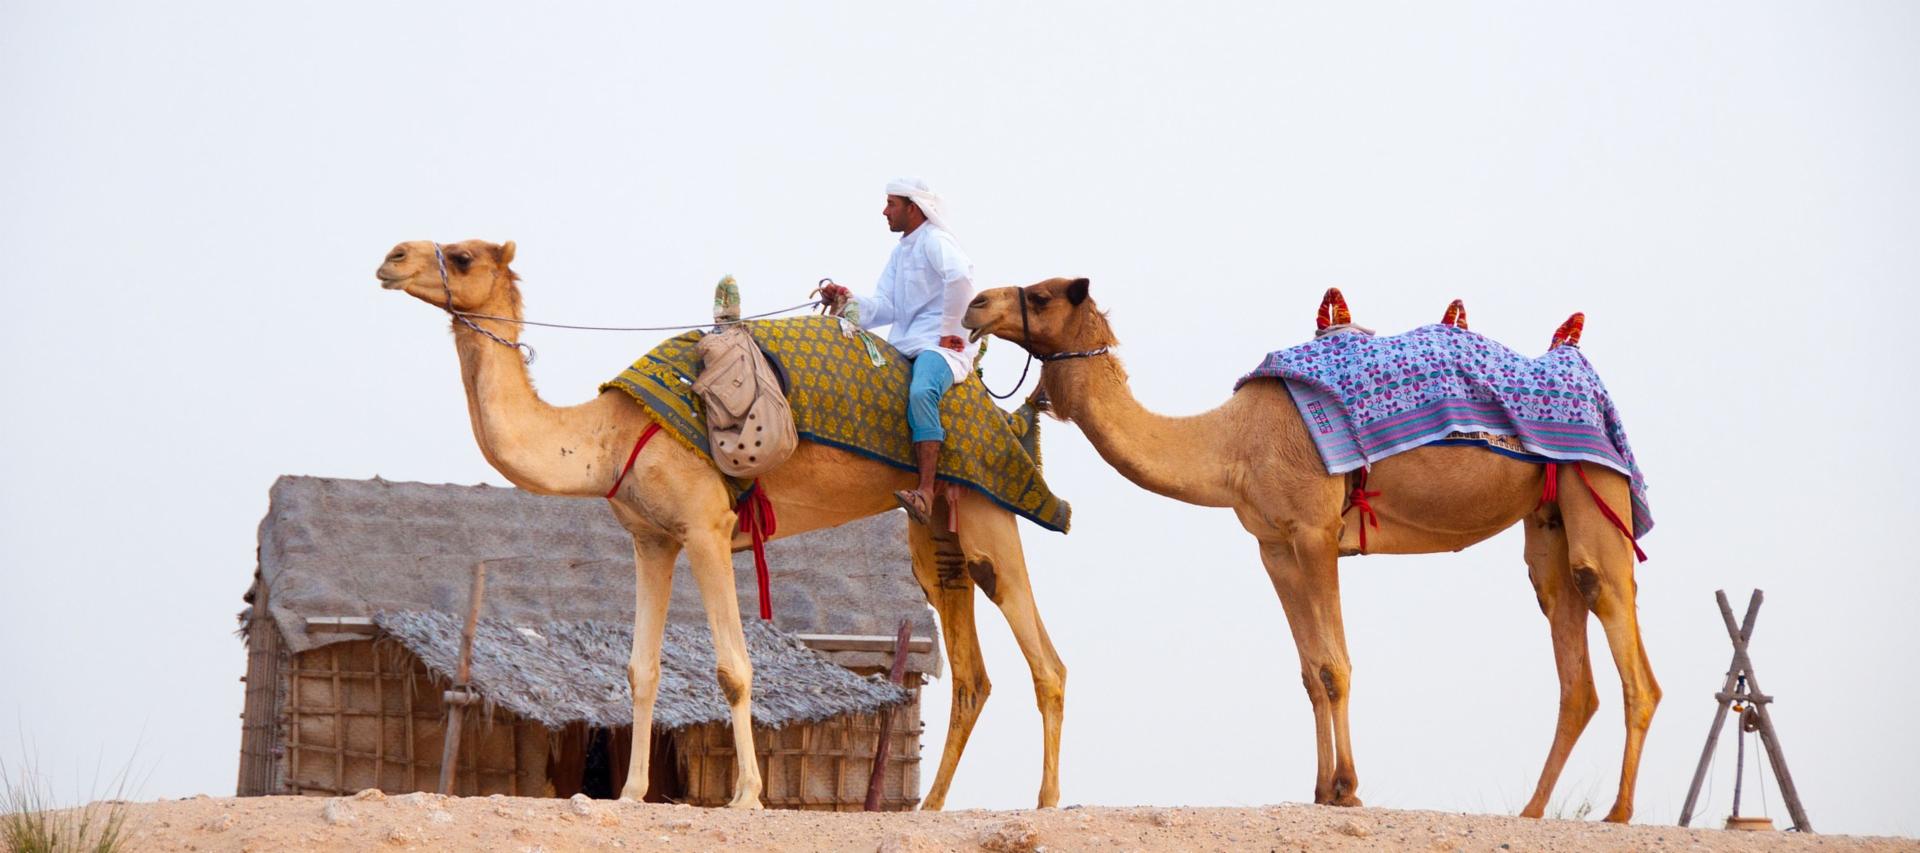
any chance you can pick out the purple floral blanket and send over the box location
[1235,325,1651,538]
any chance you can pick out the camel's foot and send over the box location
[1314,778,1362,807]
[617,783,648,803]
[1035,789,1059,809]
[1602,802,1632,824]
[725,789,764,810]
[920,792,947,812]
[1518,802,1547,820]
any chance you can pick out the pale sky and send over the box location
[3,0,1917,838]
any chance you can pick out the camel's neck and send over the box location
[1043,356,1241,508]
[452,307,628,496]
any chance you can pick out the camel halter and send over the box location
[981,287,1110,400]
[427,243,823,365]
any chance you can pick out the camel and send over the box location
[963,278,1658,823]
[375,239,1067,809]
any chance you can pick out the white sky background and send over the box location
[3,0,1917,837]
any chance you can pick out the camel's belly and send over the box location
[1334,446,1542,556]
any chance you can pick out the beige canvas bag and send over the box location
[691,325,798,478]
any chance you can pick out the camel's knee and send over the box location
[1560,688,1599,726]
[1317,662,1351,704]
[626,659,661,696]
[1031,665,1066,709]
[716,662,752,707]
[953,676,992,719]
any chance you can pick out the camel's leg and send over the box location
[1561,465,1659,824]
[908,517,990,811]
[685,513,765,809]
[958,497,1067,808]
[1518,509,1600,819]
[617,532,679,802]
[1259,531,1361,807]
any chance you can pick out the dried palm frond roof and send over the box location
[373,611,908,730]
[250,475,937,674]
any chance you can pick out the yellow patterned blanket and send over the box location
[601,315,1071,533]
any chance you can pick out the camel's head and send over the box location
[962,277,1115,357]
[376,239,520,314]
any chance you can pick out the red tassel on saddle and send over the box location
[1550,312,1585,349]
[1316,288,1353,331]
[1441,299,1469,330]
[736,484,778,620]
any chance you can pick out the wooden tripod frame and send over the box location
[1677,589,1813,832]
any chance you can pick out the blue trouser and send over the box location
[907,350,954,443]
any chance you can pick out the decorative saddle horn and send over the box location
[1550,312,1585,349]
[1441,299,1469,330]
[1316,288,1353,332]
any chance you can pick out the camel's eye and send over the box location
[449,252,472,270]
[1027,292,1050,308]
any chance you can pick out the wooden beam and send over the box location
[793,633,933,654]
[305,616,377,635]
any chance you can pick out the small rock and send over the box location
[662,818,695,831]
[1151,809,1180,828]
[875,834,939,853]
[320,798,357,827]
[391,792,442,808]
[493,803,518,819]
[352,788,387,802]
[200,813,235,833]
[384,826,420,846]
[597,812,622,828]
[427,809,454,824]
[570,793,594,817]
[979,817,1039,852]
[1337,818,1372,838]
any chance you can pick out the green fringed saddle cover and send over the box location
[600,315,1071,533]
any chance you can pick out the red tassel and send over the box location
[736,484,778,619]
[1441,299,1469,330]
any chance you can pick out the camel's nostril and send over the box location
[969,295,988,308]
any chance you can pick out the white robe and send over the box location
[849,223,976,386]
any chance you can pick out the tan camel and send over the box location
[375,239,1068,809]
[963,278,1658,823]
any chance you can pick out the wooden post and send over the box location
[1677,590,1814,833]
[864,618,914,811]
[437,563,487,795]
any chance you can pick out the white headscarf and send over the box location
[885,176,952,235]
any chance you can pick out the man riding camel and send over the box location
[814,177,977,526]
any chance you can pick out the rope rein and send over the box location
[427,246,1092,402]
[429,242,822,365]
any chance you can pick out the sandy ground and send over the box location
[108,793,1914,852]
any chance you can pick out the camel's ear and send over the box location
[498,241,516,266]
[1065,277,1090,306]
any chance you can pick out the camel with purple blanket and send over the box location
[963,282,1658,823]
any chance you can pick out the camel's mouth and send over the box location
[968,327,986,343]
[377,273,409,291]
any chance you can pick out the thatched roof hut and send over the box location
[237,476,937,809]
